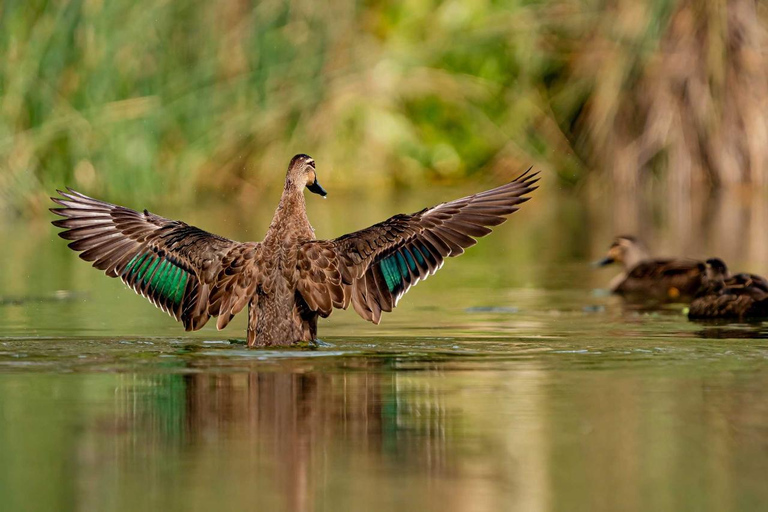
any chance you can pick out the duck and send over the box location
[707,257,768,292]
[51,154,538,347]
[688,258,768,320]
[594,235,703,302]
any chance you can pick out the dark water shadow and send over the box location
[690,322,768,340]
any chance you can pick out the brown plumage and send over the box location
[595,236,703,302]
[688,258,768,320]
[51,154,538,346]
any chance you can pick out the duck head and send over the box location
[705,258,729,281]
[287,154,327,197]
[594,235,648,270]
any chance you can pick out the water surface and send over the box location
[2,188,768,511]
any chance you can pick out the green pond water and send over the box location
[2,187,768,511]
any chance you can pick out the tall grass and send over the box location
[546,0,768,192]
[0,0,555,215]
[1,0,767,216]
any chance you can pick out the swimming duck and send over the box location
[51,155,538,347]
[595,236,703,302]
[708,257,768,292]
[688,258,768,320]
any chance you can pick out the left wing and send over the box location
[51,188,259,330]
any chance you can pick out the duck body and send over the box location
[597,236,703,302]
[51,155,538,347]
[688,290,768,320]
[688,258,768,320]
[247,200,315,346]
[611,258,704,301]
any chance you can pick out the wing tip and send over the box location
[65,186,87,198]
[49,206,66,217]
[53,188,77,200]
[50,188,86,212]
[512,167,541,183]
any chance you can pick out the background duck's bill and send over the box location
[308,179,327,197]
[592,257,615,267]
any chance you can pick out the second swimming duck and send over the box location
[688,258,768,320]
[595,236,703,302]
[51,155,538,347]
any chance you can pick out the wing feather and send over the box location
[51,189,258,331]
[296,169,539,323]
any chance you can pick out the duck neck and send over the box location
[623,244,648,270]
[265,182,314,243]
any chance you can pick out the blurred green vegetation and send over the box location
[1,0,766,215]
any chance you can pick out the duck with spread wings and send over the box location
[51,154,538,346]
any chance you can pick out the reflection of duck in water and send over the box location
[51,154,538,346]
[595,236,703,302]
[689,258,768,320]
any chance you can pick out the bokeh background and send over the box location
[2,0,767,215]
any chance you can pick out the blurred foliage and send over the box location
[0,0,767,215]
[546,0,768,193]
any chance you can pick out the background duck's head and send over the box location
[705,258,729,281]
[594,235,648,270]
[286,154,327,197]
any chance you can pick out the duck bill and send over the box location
[307,178,327,197]
[592,256,615,268]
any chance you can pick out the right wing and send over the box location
[295,170,539,323]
